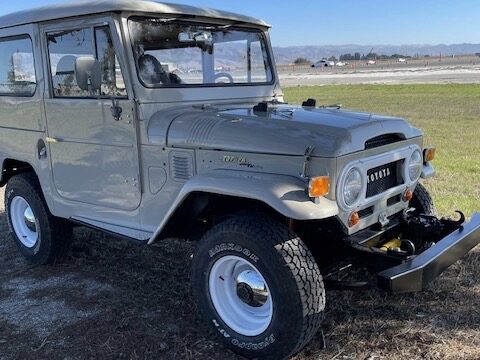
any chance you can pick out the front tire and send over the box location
[192,215,325,360]
[410,182,437,216]
[5,173,72,264]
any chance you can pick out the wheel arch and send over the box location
[1,157,58,217]
[148,170,339,244]
[0,158,36,187]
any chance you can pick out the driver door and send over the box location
[43,20,141,211]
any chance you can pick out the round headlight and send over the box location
[343,168,363,206]
[409,150,423,181]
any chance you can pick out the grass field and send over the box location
[285,84,480,217]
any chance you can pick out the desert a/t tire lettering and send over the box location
[192,215,325,359]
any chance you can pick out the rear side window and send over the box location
[0,35,36,96]
[47,26,127,98]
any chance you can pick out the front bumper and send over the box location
[378,213,480,293]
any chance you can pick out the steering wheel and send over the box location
[214,72,234,84]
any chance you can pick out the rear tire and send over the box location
[192,215,325,360]
[410,182,437,216]
[5,173,72,264]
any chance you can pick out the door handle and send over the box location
[46,137,62,143]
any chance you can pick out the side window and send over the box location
[47,26,126,98]
[0,36,36,96]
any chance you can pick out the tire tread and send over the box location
[6,172,72,264]
[197,215,325,358]
[411,182,437,216]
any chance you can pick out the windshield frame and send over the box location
[127,16,276,89]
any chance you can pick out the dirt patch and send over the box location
[0,274,109,339]
[279,65,480,86]
[0,188,479,359]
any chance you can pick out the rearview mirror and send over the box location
[75,57,102,92]
[178,32,194,43]
[178,31,212,43]
[194,31,213,43]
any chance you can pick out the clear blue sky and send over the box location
[1,0,478,47]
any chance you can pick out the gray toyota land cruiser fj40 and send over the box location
[0,1,478,359]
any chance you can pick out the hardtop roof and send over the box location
[0,0,270,29]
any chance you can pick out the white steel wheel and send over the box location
[209,255,273,337]
[10,196,39,248]
[6,173,73,265]
[193,216,326,359]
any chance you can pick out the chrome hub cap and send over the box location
[209,255,273,336]
[10,196,38,248]
[236,270,269,307]
[24,207,37,232]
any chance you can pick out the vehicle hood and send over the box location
[148,104,422,157]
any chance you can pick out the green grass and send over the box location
[284,84,480,217]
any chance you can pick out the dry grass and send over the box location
[1,84,479,359]
[0,190,478,360]
[295,248,480,360]
[0,195,232,360]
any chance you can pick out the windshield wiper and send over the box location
[319,104,342,109]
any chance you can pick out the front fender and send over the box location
[148,170,338,244]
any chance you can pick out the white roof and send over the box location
[0,0,270,29]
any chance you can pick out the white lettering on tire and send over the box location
[212,319,275,350]
[208,243,259,263]
[231,334,276,350]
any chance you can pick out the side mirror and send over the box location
[75,57,102,92]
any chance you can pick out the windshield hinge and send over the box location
[301,145,315,178]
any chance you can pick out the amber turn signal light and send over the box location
[423,147,436,162]
[308,176,330,198]
[348,211,360,227]
[403,189,413,202]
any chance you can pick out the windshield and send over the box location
[128,17,274,87]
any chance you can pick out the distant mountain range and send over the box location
[272,43,480,64]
